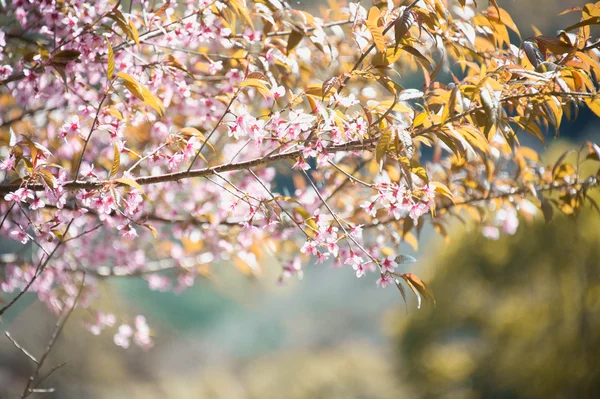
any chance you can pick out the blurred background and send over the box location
[2,0,600,398]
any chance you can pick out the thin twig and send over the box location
[249,169,310,238]
[0,219,74,317]
[187,90,239,172]
[73,92,108,179]
[4,332,39,364]
[21,273,86,399]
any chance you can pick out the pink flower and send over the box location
[29,196,45,210]
[344,251,364,268]
[498,207,519,235]
[86,312,116,335]
[316,151,334,168]
[360,201,377,217]
[147,274,170,291]
[325,240,339,257]
[183,136,201,159]
[80,163,98,179]
[228,113,254,140]
[10,228,29,244]
[334,93,359,108]
[381,255,398,273]
[272,85,286,99]
[353,263,367,278]
[60,115,80,138]
[242,28,261,42]
[315,251,330,264]
[482,225,500,240]
[95,194,117,215]
[292,157,310,171]
[300,240,318,256]
[422,183,436,205]
[409,202,429,222]
[62,15,78,28]
[376,274,394,288]
[0,155,15,170]
[117,224,138,239]
[349,224,363,239]
[0,65,13,80]
[133,315,153,349]
[208,61,223,75]
[4,188,34,203]
[114,324,133,349]
[282,257,304,279]
[167,152,184,170]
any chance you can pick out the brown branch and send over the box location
[0,138,377,193]
[0,106,60,128]
[365,176,600,230]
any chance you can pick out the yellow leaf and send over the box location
[116,177,145,194]
[128,19,140,45]
[180,127,215,152]
[402,273,436,307]
[144,223,158,239]
[403,231,418,251]
[240,78,272,99]
[376,128,393,168]
[431,181,454,202]
[106,38,114,80]
[366,7,386,53]
[117,72,165,116]
[110,142,120,178]
[585,97,600,117]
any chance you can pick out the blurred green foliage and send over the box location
[393,209,600,399]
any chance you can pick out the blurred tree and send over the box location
[393,208,600,399]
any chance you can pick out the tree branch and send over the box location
[0,138,377,193]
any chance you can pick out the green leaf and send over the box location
[395,254,417,265]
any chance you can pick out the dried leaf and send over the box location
[52,49,81,64]
[395,279,408,313]
[541,197,554,224]
[394,10,412,51]
[522,40,543,68]
[287,29,303,55]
